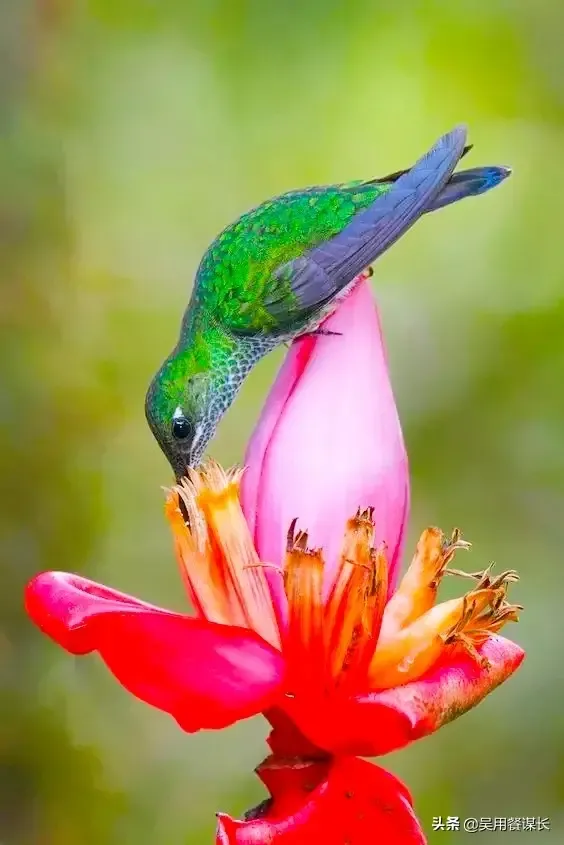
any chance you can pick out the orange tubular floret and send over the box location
[368,588,500,690]
[166,463,280,649]
[365,545,389,644]
[380,527,470,639]
[283,520,325,687]
[324,509,387,685]
[165,493,233,626]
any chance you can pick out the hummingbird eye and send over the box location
[171,415,194,441]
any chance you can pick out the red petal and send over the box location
[25,572,285,731]
[216,756,426,844]
[280,635,524,756]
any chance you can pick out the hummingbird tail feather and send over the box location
[427,165,512,213]
[369,143,473,185]
[270,125,468,315]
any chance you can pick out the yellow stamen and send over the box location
[380,527,470,638]
[166,461,280,649]
[368,587,500,689]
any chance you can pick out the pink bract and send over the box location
[242,280,409,593]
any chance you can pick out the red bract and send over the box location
[216,757,425,844]
[25,279,524,844]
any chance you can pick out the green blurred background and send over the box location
[2,0,563,842]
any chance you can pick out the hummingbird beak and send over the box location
[170,452,194,527]
[170,427,203,480]
[171,450,193,483]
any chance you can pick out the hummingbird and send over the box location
[145,125,510,478]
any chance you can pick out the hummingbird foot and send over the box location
[307,329,343,337]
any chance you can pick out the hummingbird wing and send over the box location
[263,125,467,329]
[370,143,473,184]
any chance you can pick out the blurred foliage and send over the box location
[1,0,563,842]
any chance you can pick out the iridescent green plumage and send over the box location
[145,126,511,476]
[193,180,390,336]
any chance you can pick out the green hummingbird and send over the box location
[146,125,510,477]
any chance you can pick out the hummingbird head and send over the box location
[145,357,214,479]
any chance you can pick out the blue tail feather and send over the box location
[427,165,511,212]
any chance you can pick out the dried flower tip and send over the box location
[443,585,522,666]
[286,518,312,553]
[441,528,472,562]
